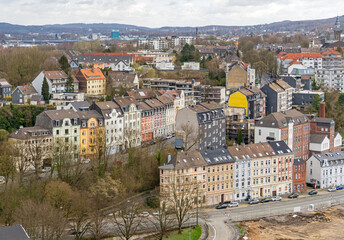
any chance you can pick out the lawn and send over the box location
[163,225,202,240]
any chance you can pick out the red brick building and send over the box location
[292,158,307,192]
[139,102,154,142]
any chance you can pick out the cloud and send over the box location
[0,0,342,27]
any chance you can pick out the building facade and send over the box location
[75,68,106,96]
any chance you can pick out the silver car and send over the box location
[228,202,239,207]
[328,187,337,192]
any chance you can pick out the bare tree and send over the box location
[0,141,15,186]
[148,200,175,240]
[179,123,202,151]
[89,209,106,240]
[12,141,30,184]
[112,203,143,240]
[26,137,45,179]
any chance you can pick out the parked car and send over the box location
[328,187,337,192]
[138,211,150,217]
[152,211,161,216]
[260,198,272,203]
[336,186,343,190]
[249,199,260,205]
[223,201,231,205]
[308,190,318,195]
[228,202,239,208]
[288,193,299,198]
[272,196,282,201]
[215,204,227,209]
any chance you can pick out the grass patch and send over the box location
[236,224,246,237]
[163,225,202,240]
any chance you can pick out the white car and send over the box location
[152,211,161,216]
[272,196,282,201]
[138,211,150,217]
[42,167,51,173]
[82,159,91,164]
[328,187,337,192]
[228,202,239,207]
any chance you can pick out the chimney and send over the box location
[319,102,325,118]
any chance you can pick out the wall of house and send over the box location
[226,66,247,89]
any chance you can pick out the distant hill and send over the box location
[0,15,343,37]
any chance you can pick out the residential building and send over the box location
[30,95,44,105]
[261,79,294,114]
[163,90,185,115]
[201,148,235,204]
[126,89,158,102]
[255,109,310,159]
[66,101,90,112]
[269,141,294,195]
[278,52,322,74]
[90,101,124,154]
[35,109,80,161]
[0,79,12,98]
[145,98,166,139]
[75,54,133,71]
[307,152,344,188]
[108,72,139,95]
[227,145,252,201]
[194,85,226,105]
[32,71,79,95]
[157,95,175,136]
[316,68,344,92]
[292,90,325,109]
[77,110,105,159]
[139,102,154,142]
[225,61,255,90]
[292,158,307,192]
[228,87,266,119]
[156,62,175,71]
[12,85,38,104]
[175,101,225,151]
[321,49,344,68]
[8,126,53,169]
[50,92,85,109]
[142,78,197,106]
[0,225,31,240]
[182,62,200,71]
[113,96,141,148]
[75,68,106,96]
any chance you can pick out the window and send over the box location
[56,130,59,135]
[65,129,69,135]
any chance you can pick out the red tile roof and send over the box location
[278,53,322,60]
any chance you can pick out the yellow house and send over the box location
[75,68,106,96]
[77,110,105,159]
[228,91,248,116]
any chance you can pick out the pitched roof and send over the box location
[199,101,222,110]
[30,95,43,101]
[278,52,322,60]
[127,89,157,100]
[275,79,293,90]
[256,109,308,128]
[76,110,103,120]
[157,95,173,105]
[227,142,275,160]
[145,98,164,108]
[310,134,328,144]
[0,79,11,87]
[44,109,79,120]
[69,101,90,111]
[17,85,37,95]
[293,158,306,165]
[168,150,206,170]
[108,71,136,83]
[0,225,30,240]
[139,102,153,111]
[188,104,209,113]
[44,70,68,79]
[113,96,139,107]
[268,141,293,154]
[94,101,119,110]
[79,68,105,80]
[201,148,234,165]
[9,126,51,140]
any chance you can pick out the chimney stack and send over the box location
[319,102,325,118]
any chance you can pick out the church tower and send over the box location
[334,16,342,41]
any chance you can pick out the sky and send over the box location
[0,0,343,27]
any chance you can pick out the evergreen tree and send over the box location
[65,75,74,93]
[58,55,70,74]
[41,77,50,100]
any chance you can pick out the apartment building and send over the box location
[75,68,106,96]
[145,98,166,139]
[307,152,344,188]
[293,158,307,192]
[50,92,85,110]
[278,52,322,74]
[163,90,185,115]
[139,102,154,142]
[255,109,310,159]
[75,53,133,71]
[226,61,255,90]
[176,101,226,151]
[8,126,53,169]
[228,86,266,119]
[113,96,141,148]
[90,101,124,154]
[35,109,80,161]
[157,95,175,136]
[77,110,105,159]
[261,79,294,114]
[194,85,226,105]
[316,68,344,92]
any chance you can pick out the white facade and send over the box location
[255,127,282,144]
[309,136,330,153]
[104,109,124,154]
[307,153,344,188]
[165,104,175,136]
[234,158,251,201]
[123,104,141,148]
[316,68,344,92]
[288,63,308,74]
[182,62,200,71]
[156,62,175,71]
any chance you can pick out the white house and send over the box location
[181,62,200,71]
[156,62,174,71]
[307,152,344,188]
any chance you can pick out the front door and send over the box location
[221,194,224,203]
[260,188,263,197]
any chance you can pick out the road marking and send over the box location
[208,222,216,240]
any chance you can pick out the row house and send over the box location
[77,110,105,159]
[8,126,53,170]
[255,109,310,160]
[139,102,155,142]
[176,101,226,151]
[157,95,175,136]
[145,98,166,139]
[225,61,256,90]
[35,109,80,161]
[228,86,266,119]
[75,54,133,72]
[261,79,294,115]
[113,96,141,148]
[307,152,344,188]
[75,68,106,96]
[90,101,124,154]
[159,141,296,207]
[32,71,79,95]
[163,90,185,116]
[293,158,307,192]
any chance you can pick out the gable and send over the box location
[228,91,248,114]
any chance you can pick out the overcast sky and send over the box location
[0,0,343,27]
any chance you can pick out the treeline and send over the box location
[0,105,45,132]
[0,47,60,86]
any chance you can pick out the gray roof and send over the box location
[310,134,328,144]
[0,225,30,240]
[9,126,51,140]
[312,151,344,167]
[76,54,132,65]
[44,109,79,120]
[76,110,103,120]
[256,109,309,128]
[200,148,234,165]
[31,95,43,101]
[69,101,90,111]
[268,141,293,155]
[161,150,206,170]
[293,158,306,165]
